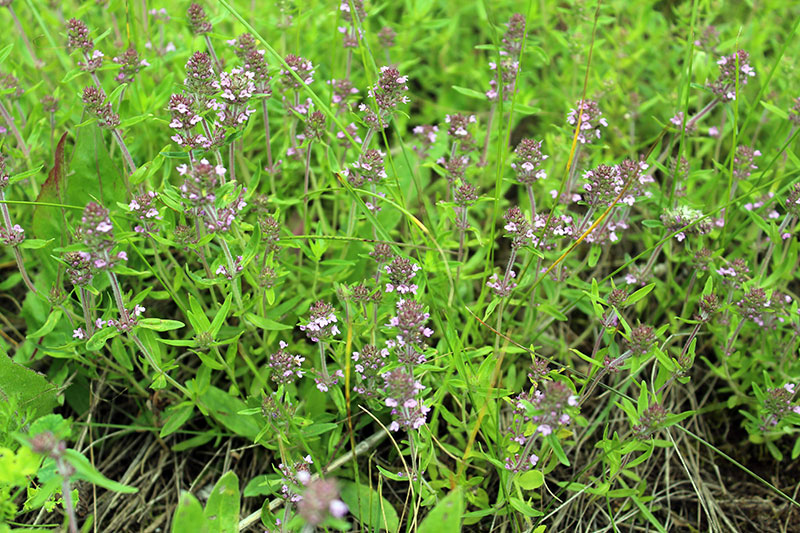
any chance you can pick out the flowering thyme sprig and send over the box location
[385,298,433,365]
[0,154,36,293]
[268,341,306,385]
[708,49,756,102]
[112,47,148,84]
[566,99,608,145]
[299,301,343,392]
[352,344,388,397]
[359,66,409,139]
[382,368,430,432]
[759,384,800,431]
[187,3,221,71]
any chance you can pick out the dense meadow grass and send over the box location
[1,0,800,531]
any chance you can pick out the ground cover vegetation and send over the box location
[1,0,800,531]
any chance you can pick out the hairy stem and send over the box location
[0,100,29,158]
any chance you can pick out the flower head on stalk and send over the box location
[112,48,148,84]
[384,257,421,295]
[502,13,526,58]
[167,93,209,149]
[759,384,800,430]
[336,122,362,149]
[299,300,340,343]
[709,49,755,102]
[382,368,430,432]
[512,138,548,184]
[268,341,305,385]
[385,299,433,364]
[733,145,761,179]
[280,54,315,90]
[632,403,667,440]
[503,206,535,249]
[359,66,409,129]
[278,455,313,503]
[128,191,161,233]
[790,97,800,126]
[531,212,575,250]
[64,252,93,287]
[81,87,120,129]
[66,18,93,53]
[660,206,712,242]
[0,223,24,246]
[187,3,212,35]
[454,182,479,230]
[329,78,359,106]
[412,124,438,159]
[184,52,217,106]
[566,99,608,144]
[352,344,388,397]
[524,380,579,437]
[75,202,127,272]
[342,149,387,187]
[0,74,23,99]
[177,159,225,207]
[297,478,348,526]
[378,26,396,49]
[208,67,257,128]
[230,33,257,60]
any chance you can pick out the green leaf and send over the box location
[508,496,544,517]
[418,488,463,532]
[244,312,292,331]
[31,132,69,286]
[67,126,127,209]
[18,238,54,250]
[26,310,62,339]
[452,85,487,100]
[0,354,59,420]
[626,283,655,306]
[172,491,210,533]
[587,245,601,268]
[760,100,789,120]
[204,471,239,533]
[138,318,186,332]
[516,470,544,491]
[159,404,195,438]
[63,449,138,493]
[339,480,400,531]
[210,294,232,338]
[0,43,13,64]
[301,423,339,437]
[203,387,260,440]
[547,433,570,466]
[514,103,541,115]
[86,327,119,351]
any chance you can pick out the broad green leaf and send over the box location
[204,471,239,533]
[172,491,210,533]
[516,470,544,491]
[203,387,260,440]
[339,480,399,531]
[0,355,59,421]
[418,489,463,532]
